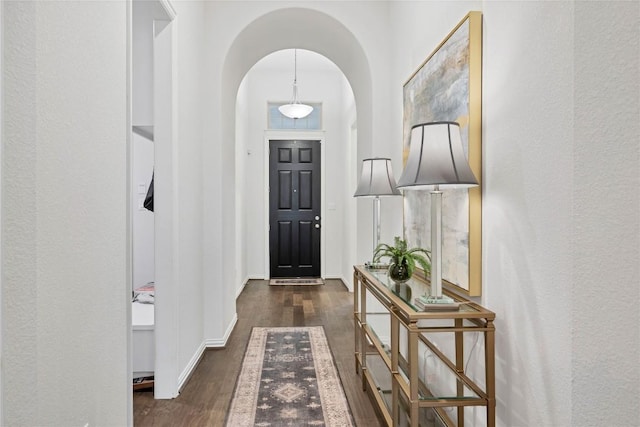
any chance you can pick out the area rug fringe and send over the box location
[225,326,354,427]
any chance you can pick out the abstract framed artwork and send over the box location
[402,11,482,296]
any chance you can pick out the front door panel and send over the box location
[269,140,321,278]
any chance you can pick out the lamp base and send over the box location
[414,295,460,311]
[422,295,455,304]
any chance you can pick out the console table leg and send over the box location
[455,319,464,427]
[353,271,359,374]
[360,281,368,392]
[409,327,419,427]
[486,320,496,427]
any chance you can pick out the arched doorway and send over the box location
[212,7,374,320]
[235,49,356,290]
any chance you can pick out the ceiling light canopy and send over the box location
[278,49,314,119]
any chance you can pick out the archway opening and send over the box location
[212,7,375,331]
[235,49,358,288]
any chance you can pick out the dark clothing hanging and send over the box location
[144,173,154,212]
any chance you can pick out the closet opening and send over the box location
[130,0,177,407]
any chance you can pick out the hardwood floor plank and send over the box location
[302,298,315,316]
[292,292,303,306]
[133,279,383,426]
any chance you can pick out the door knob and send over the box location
[315,224,320,229]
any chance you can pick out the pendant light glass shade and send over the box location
[278,49,314,119]
[278,102,313,119]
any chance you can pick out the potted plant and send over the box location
[373,236,431,284]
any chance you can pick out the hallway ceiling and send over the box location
[251,49,340,73]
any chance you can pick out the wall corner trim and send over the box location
[158,0,177,21]
[177,341,206,393]
[338,276,352,292]
[205,313,238,348]
[177,313,239,392]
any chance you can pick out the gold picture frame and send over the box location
[402,11,482,296]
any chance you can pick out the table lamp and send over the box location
[397,122,478,304]
[354,157,401,266]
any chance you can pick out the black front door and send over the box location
[269,140,321,278]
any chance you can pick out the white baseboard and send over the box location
[178,341,206,392]
[177,313,239,392]
[237,275,264,298]
[236,280,246,299]
[205,312,238,348]
[338,275,352,291]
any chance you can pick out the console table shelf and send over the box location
[353,265,496,427]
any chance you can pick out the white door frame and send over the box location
[0,0,4,421]
[152,5,178,399]
[128,0,177,405]
[263,131,326,280]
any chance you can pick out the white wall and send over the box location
[482,3,573,425]
[0,0,3,419]
[169,0,206,387]
[132,0,154,126]
[2,1,129,425]
[342,73,359,289]
[238,55,353,283]
[235,75,250,294]
[572,1,639,424]
[483,2,639,425]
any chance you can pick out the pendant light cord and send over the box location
[293,49,298,85]
[278,48,313,119]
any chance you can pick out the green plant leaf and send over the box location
[371,236,431,277]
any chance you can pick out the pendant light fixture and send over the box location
[278,49,314,119]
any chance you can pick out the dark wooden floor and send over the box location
[133,279,384,426]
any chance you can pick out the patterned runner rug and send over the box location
[226,326,354,427]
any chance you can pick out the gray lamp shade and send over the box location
[397,122,478,190]
[354,157,402,197]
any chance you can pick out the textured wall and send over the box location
[171,0,206,390]
[3,2,38,424]
[2,1,129,425]
[573,1,640,425]
[482,2,574,424]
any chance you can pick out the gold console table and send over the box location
[353,265,496,427]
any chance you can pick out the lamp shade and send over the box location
[354,157,402,197]
[397,122,478,190]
